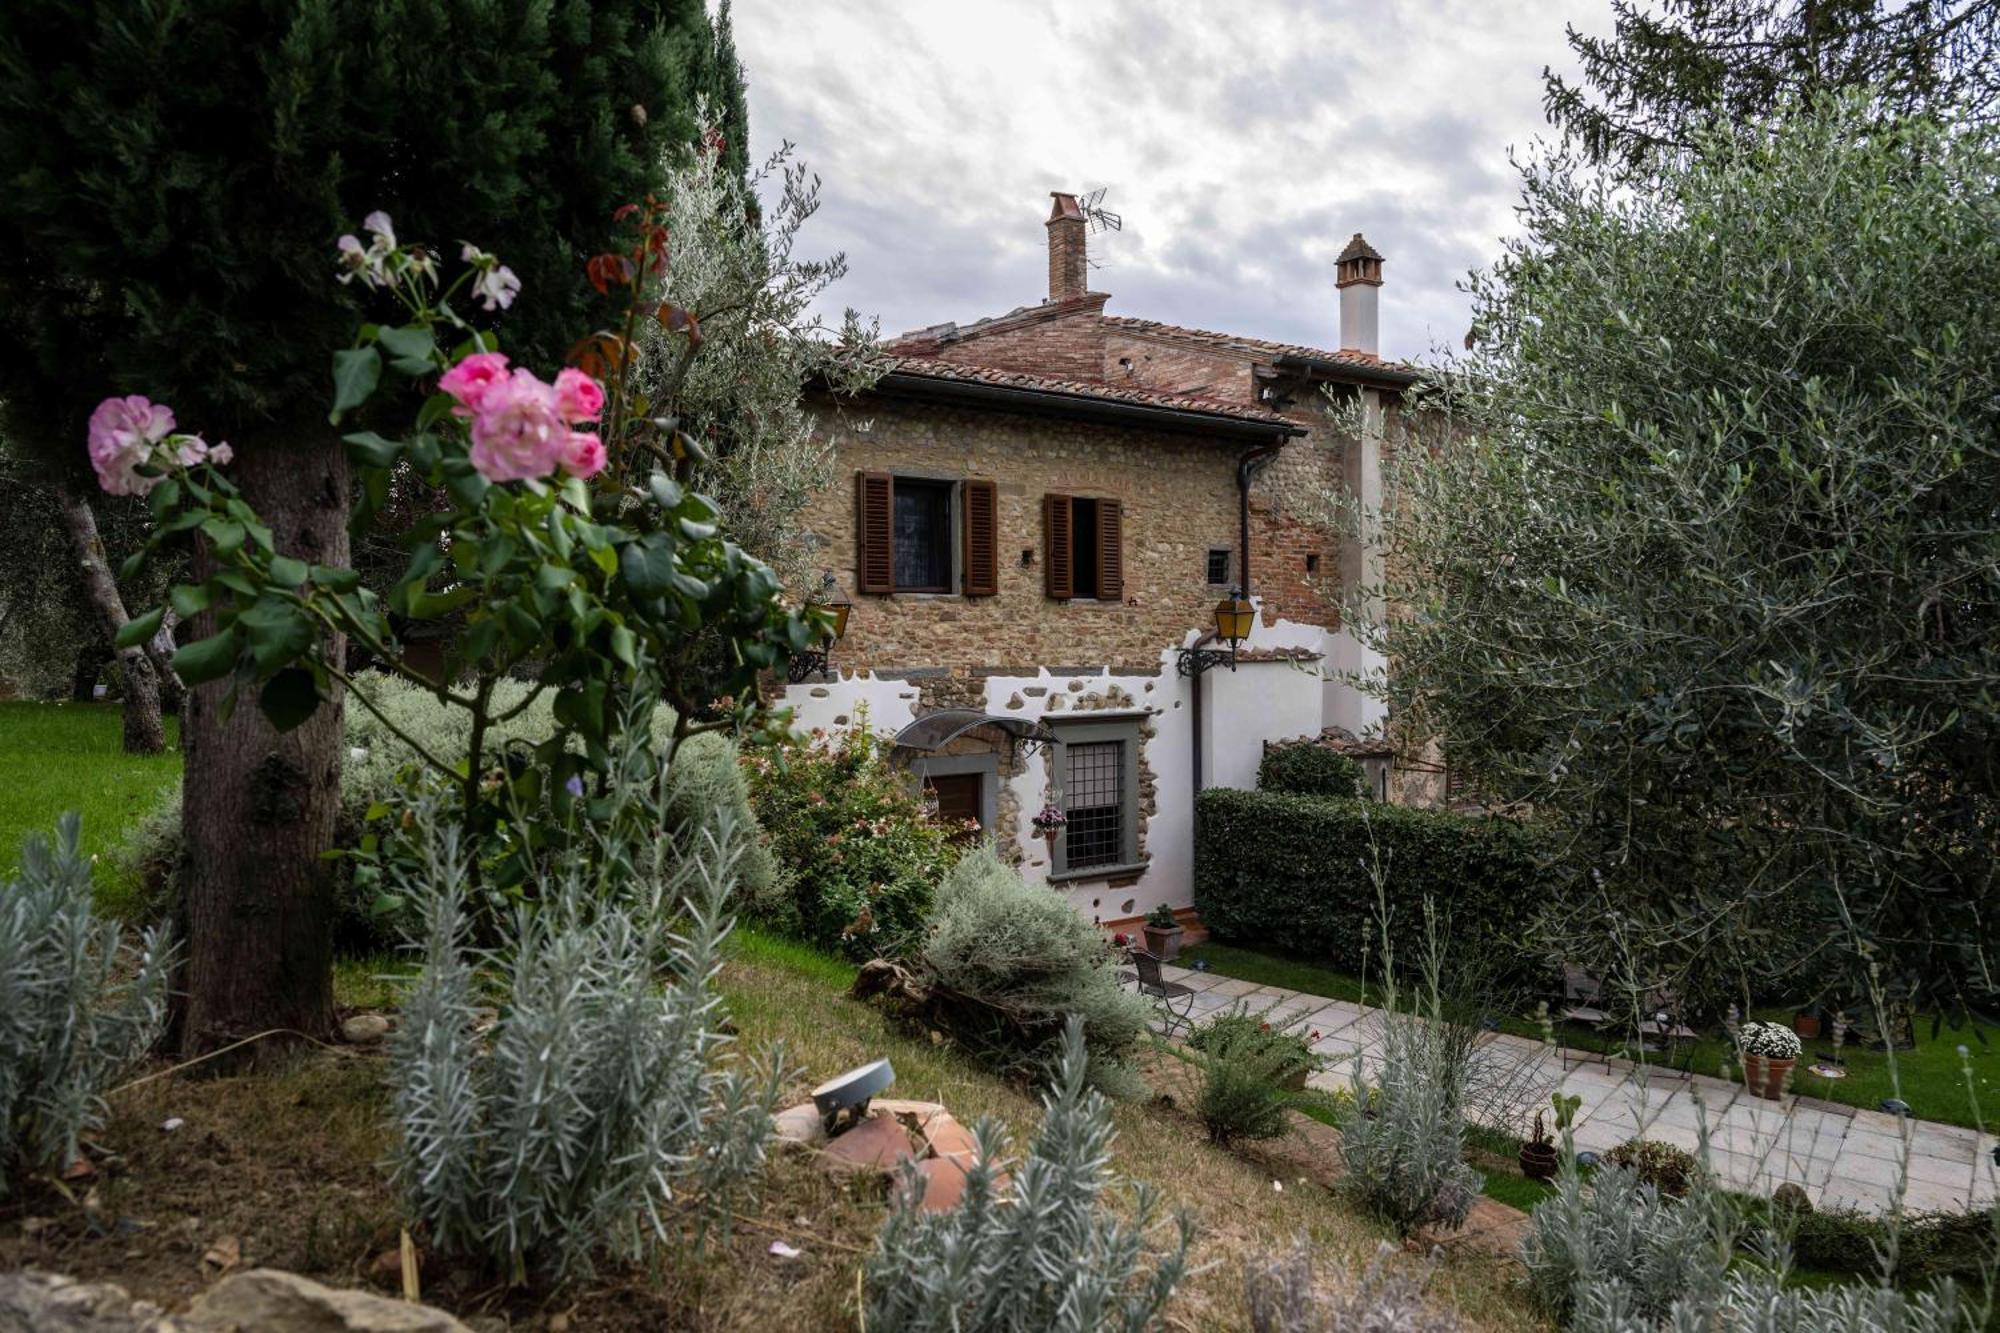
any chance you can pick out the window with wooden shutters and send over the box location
[855,472,894,593]
[961,479,998,596]
[1044,493,1124,600]
[1044,493,1074,599]
[1095,498,1123,601]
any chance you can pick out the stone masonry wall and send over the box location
[803,395,1253,671]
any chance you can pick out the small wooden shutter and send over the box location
[962,479,998,597]
[1044,493,1074,599]
[1096,498,1123,602]
[856,472,894,594]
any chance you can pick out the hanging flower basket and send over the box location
[1031,802,1067,854]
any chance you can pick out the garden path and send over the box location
[1154,962,1999,1217]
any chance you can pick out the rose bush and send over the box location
[100,201,822,891]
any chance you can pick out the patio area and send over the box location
[1148,960,2000,1217]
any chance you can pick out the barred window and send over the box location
[1048,717,1144,881]
[1063,741,1124,870]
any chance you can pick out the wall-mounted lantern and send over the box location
[788,571,852,683]
[1176,588,1253,677]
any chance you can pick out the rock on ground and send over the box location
[0,1268,472,1333]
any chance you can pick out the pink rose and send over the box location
[438,351,511,416]
[559,430,607,479]
[87,395,176,496]
[467,370,567,482]
[553,368,604,422]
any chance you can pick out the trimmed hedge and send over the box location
[1257,742,1365,799]
[1193,788,1547,981]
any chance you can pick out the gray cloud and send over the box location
[732,0,1611,364]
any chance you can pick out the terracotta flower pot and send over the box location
[1143,924,1184,962]
[1756,1056,1795,1100]
[1519,1141,1560,1182]
[1793,1013,1822,1040]
[1741,1052,1765,1091]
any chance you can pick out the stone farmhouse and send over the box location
[780,192,1421,933]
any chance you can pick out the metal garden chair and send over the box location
[1118,948,1197,1040]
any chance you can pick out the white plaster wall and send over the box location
[1322,628,1389,736]
[774,600,1345,921]
[779,670,919,738]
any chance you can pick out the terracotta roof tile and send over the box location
[883,355,1298,428]
[1101,315,1405,375]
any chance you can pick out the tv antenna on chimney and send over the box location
[1078,187,1122,235]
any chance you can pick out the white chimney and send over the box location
[1335,233,1384,356]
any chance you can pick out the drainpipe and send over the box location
[1191,439,1286,806]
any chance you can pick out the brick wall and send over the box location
[898,298,1109,382]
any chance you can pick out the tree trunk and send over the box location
[176,428,348,1058]
[54,481,165,754]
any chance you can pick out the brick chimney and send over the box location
[1047,192,1087,304]
[1335,233,1384,356]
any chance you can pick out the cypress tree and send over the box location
[0,0,736,1056]
[1544,0,2000,174]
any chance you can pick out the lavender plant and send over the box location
[1335,849,1482,1238]
[384,726,782,1285]
[0,815,173,1193]
[862,1015,1195,1333]
[1246,1238,1461,1333]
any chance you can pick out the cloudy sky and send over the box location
[730,2,1613,364]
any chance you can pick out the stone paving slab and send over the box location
[1132,966,2000,1217]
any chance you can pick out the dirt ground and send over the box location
[0,958,1541,1332]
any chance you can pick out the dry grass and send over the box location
[0,930,1547,1331]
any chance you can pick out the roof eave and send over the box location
[1270,353,1421,388]
[851,369,1305,442]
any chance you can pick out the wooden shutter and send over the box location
[1043,493,1074,599]
[1096,498,1123,602]
[856,472,894,594]
[961,479,998,597]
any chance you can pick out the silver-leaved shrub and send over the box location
[384,748,781,1285]
[1527,1155,1986,1332]
[862,1015,1195,1333]
[1246,1238,1460,1333]
[1336,898,1482,1237]
[0,813,172,1193]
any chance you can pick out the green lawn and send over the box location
[1181,939,1998,1133]
[0,701,181,896]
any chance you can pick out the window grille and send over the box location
[1064,740,1123,870]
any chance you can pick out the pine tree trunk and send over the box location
[54,481,165,754]
[176,429,348,1057]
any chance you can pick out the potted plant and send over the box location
[1142,903,1184,961]
[1030,801,1067,857]
[1519,1110,1559,1181]
[1792,1005,1822,1040]
[1738,1020,1803,1100]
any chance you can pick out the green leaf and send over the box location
[169,584,212,619]
[172,629,242,685]
[115,606,165,650]
[146,478,182,519]
[376,323,436,364]
[620,535,676,597]
[268,555,309,588]
[258,667,321,732]
[201,517,247,555]
[329,346,383,422]
[238,598,314,670]
[343,431,403,469]
[609,624,637,668]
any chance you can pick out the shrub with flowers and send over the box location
[743,720,962,959]
[100,203,819,887]
[1736,1020,1803,1060]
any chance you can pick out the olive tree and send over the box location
[1346,96,2000,1019]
